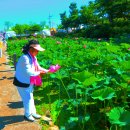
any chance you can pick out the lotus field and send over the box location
[7,37,130,130]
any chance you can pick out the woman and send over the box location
[13,39,49,122]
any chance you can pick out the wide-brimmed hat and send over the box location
[30,44,45,51]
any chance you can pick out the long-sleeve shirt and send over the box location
[15,53,46,85]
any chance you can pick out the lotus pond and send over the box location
[7,37,130,130]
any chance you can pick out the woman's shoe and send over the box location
[24,115,35,122]
[32,113,41,119]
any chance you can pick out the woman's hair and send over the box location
[22,39,39,54]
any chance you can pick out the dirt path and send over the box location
[0,47,41,130]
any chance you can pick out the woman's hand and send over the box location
[39,69,49,77]
[39,71,46,77]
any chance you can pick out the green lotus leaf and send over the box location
[84,114,90,122]
[120,61,130,70]
[121,74,130,82]
[68,117,78,124]
[104,76,111,85]
[72,71,93,83]
[106,45,121,53]
[67,83,75,90]
[83,76,98,86]
[120,83,128,89]
[122,124,130,130]
[50,73,56,78]
[107,107,130,126]
[76,88,83,94]
[78,114,90,123]
[91,87,116,101]
[120,43,130,49]
[116,68,124,75]
[60,126,66,130]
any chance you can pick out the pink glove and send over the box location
[49,64,61,73]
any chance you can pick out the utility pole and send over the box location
[48,13,52,29]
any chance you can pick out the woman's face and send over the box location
[29,47,39,56]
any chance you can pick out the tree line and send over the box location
[4,0,130,39]
[59,0,130,38]
[12,22,49,36]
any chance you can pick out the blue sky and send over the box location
[0,0,93,30]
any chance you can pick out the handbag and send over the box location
[13,77,30,87]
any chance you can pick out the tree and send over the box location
[59,0,130,37]
[29,24,42,34]
[69,2,80,28]
[95,0,130,36]
[4,21,12,31]
[40,21,46,28]
[57,24,63,29]
[80,2,99,26]
[60,11,69,29]
[22,24,30,34]
[12,24,24,35]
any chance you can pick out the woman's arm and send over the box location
[35,57,49,73]
[21,55,41,76]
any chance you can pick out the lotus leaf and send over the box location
[67,117,78,128]
[122,124,130,130]
[72,71,93,83]
[92,87,116,101]
[83,76,98,86]
[67,83,75,90]
[78,114,90,123]
[68,117,78,123]
[76,88,83,94]
[107,107,130,126]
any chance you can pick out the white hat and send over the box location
[30,44,45,51]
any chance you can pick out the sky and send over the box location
[0,0,94,31]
